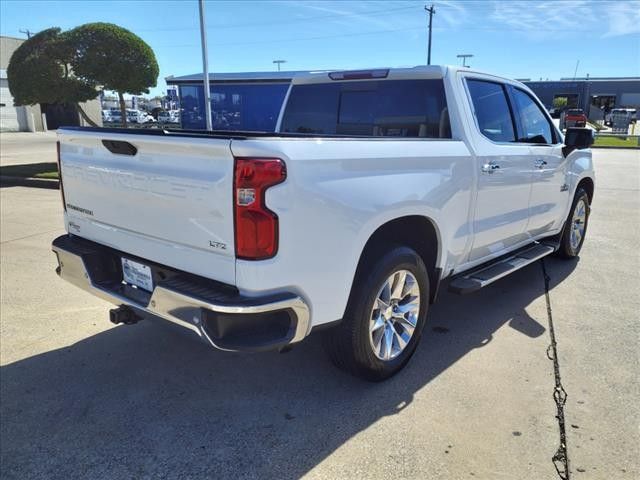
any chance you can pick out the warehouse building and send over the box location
[1,35,102,132]
[522,77,640,120]
[1,36,44,132]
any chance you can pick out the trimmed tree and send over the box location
[7,28,100,126]
[553,97,568,109]
[67,23,159,127]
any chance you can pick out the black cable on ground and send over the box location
[541,258,570,480]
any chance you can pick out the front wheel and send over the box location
[324,246,429,381]
[557,187,590,258]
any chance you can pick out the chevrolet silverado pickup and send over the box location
[52,66,595,381]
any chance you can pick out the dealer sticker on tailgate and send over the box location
[121,258,154,292]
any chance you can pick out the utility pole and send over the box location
[198,0,212,131]
[273,60,287,72]
[457,54,473,67]
[19,29,33,38]
[425,4,435,65]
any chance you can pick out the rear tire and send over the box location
[324,246,429,381]
[557,187,590,258]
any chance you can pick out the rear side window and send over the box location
[466,79,516,143]
[281,79,451,138]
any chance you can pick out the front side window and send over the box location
[281,79,451,138]
[466,79,516,143]
[511,88,554,144]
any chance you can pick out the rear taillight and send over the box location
[234,157,286,260]
[56,141,66,212]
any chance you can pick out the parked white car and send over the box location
[101,109,112,122]
[157,111,173,123]
[140,112,156,124]
[605,108,637,126]
[107,109,122,123]
[53,66,595,380]
[125,109,142,124]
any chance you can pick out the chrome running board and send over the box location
[449,244,555,294]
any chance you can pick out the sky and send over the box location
[1,0,639,97]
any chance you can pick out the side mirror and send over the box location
[563,127,594,156]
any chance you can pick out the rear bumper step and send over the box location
[449,243,555,294]
[52,235,310,352]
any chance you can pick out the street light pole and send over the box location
[198,0,212,131]
[457,54,474,68]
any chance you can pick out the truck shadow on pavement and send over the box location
[0,257,577,479]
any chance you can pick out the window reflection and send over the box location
[281,80,451,138]
[178,83,289,131]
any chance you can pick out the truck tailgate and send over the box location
[58,130,237,285]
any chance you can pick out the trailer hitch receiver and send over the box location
[109,306,142,325]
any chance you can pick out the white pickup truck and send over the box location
[52,66,595,381]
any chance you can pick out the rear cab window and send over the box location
[465,79,516,143]
[281,79,451,138]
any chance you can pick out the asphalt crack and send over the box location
[540,258,571,480]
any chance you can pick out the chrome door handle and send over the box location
[535,159,548,169]
[481,162,500,174]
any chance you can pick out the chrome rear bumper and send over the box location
[52,235,310,352]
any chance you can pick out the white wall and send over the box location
[0,77,26,131]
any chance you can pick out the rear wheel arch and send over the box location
[349,216,441,306]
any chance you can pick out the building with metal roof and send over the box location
[522,77,640,119]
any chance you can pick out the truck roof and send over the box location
[166,65,520,86]
[290,65,527,89]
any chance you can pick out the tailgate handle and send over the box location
[102,140,137,156]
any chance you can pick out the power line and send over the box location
[424,4,435,65]
[158,24,426,49]
[154,18,600,50]
[136,5,417,33]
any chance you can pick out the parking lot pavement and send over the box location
[0,132,58,167]
[1,149,638,479]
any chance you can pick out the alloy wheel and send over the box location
[368,270,421,361]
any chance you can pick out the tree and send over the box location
[553,97,568,109]
[7,28,100,126]
[67,23,159,127]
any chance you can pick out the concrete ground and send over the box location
[0,146,638,479]
[0,132,57,167]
